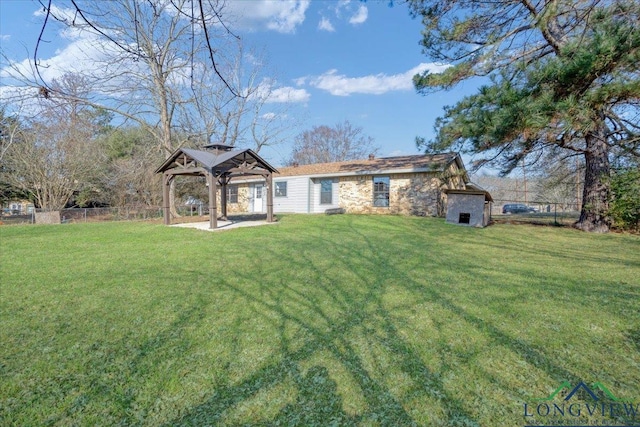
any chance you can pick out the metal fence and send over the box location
[491,200,581,226]
[1,201,582,226]
[0,206,205,225]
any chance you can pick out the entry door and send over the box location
[253,184,264,212]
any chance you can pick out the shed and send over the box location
[444,183,493,227]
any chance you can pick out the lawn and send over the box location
[1,215,639,426]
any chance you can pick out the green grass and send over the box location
[1,215,639,426]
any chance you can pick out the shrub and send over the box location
[609,167,640,232]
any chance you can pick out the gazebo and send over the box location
[155,143,278,229]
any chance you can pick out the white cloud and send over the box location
[252,78,310,104]
[262,112,277,120]
[33,4,78,24]
[268,86,310,103]
[304,63,451,96]
[225,0,310,34]
[318,17,335,32]
[334,0,352,18]
[0,34,10,41]
[293,76,308,86]
[1,31,115,84]
[349,5,368,25]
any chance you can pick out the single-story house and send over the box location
[221,152,469,217]
[444,183,493,227]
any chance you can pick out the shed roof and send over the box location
[277,152,465,178]
[444,182,493,202]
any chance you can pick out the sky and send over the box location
[0,0,482,167]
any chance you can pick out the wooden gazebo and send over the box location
[155,144,278,229]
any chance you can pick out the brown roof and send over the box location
[277,153,460,177]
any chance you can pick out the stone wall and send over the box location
[338,173,444,216]
[214,183,251,214]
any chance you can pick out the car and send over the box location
[502,203,537,214]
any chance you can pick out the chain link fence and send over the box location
[2,201,582,226]
[0,205,209,225]
[491,200,581,226]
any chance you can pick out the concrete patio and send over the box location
[170,214,278,232]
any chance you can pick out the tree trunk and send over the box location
[575,123,611,233]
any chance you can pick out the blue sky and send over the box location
[0,0,481,166]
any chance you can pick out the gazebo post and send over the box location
[220,177,228,221]
[266,172,274,223]
[207,173,217,229]
[163,173,171,225]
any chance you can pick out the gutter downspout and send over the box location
[307,178,312,213]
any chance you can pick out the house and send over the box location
[223,152,469,217]
[2,200,34,215]
[444,183,493,227]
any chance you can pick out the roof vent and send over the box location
[203,143,234,152]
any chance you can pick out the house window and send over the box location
[320,179,332,204]
[459,212,471,224]
[227,185,238,203]
[275,182,287,197]
[373,176,390,207]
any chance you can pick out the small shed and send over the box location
[444,183,493,227]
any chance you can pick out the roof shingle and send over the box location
[276,153,459,177]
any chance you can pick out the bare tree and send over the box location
[3,73,107,210]
[288,120,379,165]
[0,106,23,163]
[178,45,294,152]
[2,1,293,213]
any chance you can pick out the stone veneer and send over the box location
[338,172,445,216]
[214,183,251,214]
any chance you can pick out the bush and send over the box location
[609,168,640,232]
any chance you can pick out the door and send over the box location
[253,184,264,212]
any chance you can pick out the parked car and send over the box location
[502,203,537,214]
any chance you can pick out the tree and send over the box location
[608,165,640,232]
[288,120,379,165]
[2,1,294,215]
[533,150,584,209]
[99,126,164,207]
[177,45,294,153]
[2,73,107,210]
[408,0,640,232]
[0,108,30,206]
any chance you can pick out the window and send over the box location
[320,179,332,204]
[373,176,390,207]
[275,181,287,197]
[459,212,471,224]
[227,185,238,203]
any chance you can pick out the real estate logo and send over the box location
[523,381,639,427]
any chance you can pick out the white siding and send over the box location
[445,193,486,227]
[273,177,310,213]
[310,178,340,213]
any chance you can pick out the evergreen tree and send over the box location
[408,0,640,232]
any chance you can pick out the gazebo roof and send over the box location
[155,147,278,176]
